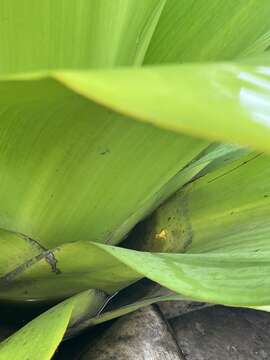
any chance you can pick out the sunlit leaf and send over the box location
[55,56,270,152]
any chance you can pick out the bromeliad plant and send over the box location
[1,0,270,358]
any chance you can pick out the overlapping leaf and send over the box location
[55,57,270,151]
[0,77,205,248]
[1,1,270,358]
[0,290,107,360]
[0,0,269,251]
[1,56,270,251]
[0,144,249,302]
[2,149,270,307]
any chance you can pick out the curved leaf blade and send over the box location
[55,57,270,152]
[0,76,205,247]
[0,300,73,360]
[1,152,270,305]
[1,232,270,306]
[0,234,141,301]
[0,290,107,359]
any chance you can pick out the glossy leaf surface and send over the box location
[55,57,270,151]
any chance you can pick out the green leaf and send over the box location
[1,0,270,73]
[0,286,184,358]
[1,1,270,334]
[1,150,270,353]
[145,0,270,63]
[0,303,71,360]
[169,152,270,255]
[193,143,250,179]
[94,244,270,307]
[1,152,270,305]
[1,1,270,250]
[1,227,270,307]
[0,77,205,248]
[111,151,270,306]
[0,290,106,360]
[0,0,166,74]
[55,56,270,151]
[126,143,250,252]
[0,231,141,301]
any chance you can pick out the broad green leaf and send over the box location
[1,2,270,338]
[0,77,205,248]
[0,232,141,301]
[145,0,270,64]
[1,0,270,73]
[1,152,270,305]
[112,151,270,306]
[0,290,107,360]
[153,151,270,256]
[55,56,270,151]
[94,243,270,307]
[1,1,270,250]
[134,151,265,253]
[0,0,165,73]
[1,230,270,307]
[126,143,250,253]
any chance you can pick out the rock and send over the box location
[55,303,270,360]
[158,301,211,319]
[80,305,183,360]
[170,305,270,360]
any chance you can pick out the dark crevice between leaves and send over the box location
[65,292,115,340]
[65,280,169,339]
[65,281,153,338]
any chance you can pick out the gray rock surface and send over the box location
[171,306,270,360]
[158,301,211,320]
[80,305,183,360]
[55,303,270,359]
